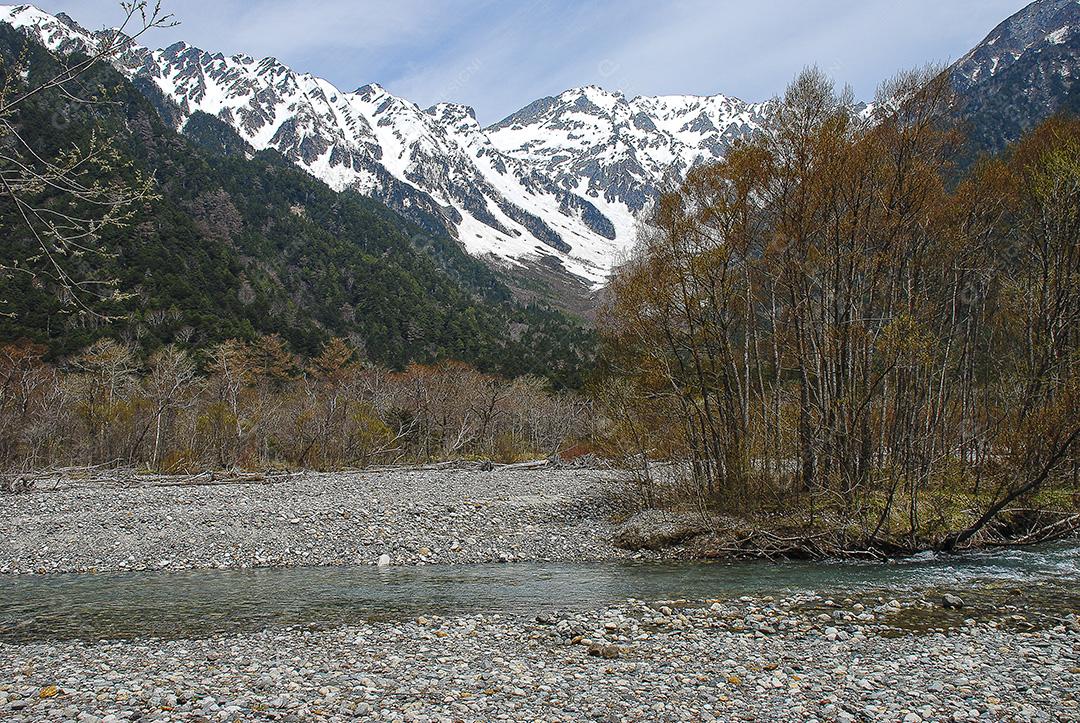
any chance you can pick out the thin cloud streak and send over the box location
[35,0,1032,124]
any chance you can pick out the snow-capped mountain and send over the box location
[488,87,767,221]
[949,0,1079,158]
[6,2,1073,287]
[952,0,1078,92]
[0,4,768,287]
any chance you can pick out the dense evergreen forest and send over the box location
[0,25,593,389]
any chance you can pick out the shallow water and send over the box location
[1,542,1076,643]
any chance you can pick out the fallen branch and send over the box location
[138,470,304,488]
[1016,513,1080,544]
[975,512,1080,547]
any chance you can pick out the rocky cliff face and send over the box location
[1,4,771,286]
[949,0,1080,159]
[3,1,1076,285]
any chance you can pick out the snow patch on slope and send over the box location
[0,3,774,287]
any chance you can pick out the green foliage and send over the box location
[0,26,595,388]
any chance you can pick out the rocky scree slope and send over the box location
[0,4,771,287]
[3,1,1078,286]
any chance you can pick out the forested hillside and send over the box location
[0,25,593,388]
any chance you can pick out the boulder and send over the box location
[942,593,965,610]
[612,510,705,551]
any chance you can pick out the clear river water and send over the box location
[1,542,1076,643]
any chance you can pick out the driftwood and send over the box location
[1,457,568,494]
[697,512,1080,561]
[358,458,554,474]
[1,463,127,493]
[1,451,592,493]
[1,474,43,494]
[2,454,571,493]
[1015,513,1080,544]
[975,511,1080,548]
[1,466,304,492]
[138,470,304,488]
[704,528,854,561]
[500,459,552,471]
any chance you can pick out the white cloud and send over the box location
[35,0,1033,123]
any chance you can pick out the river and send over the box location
[1,541,1076,643]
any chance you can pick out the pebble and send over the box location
[0,469,641,574]
[0,469,1076,720]
[943,593,966,610]
[0,594,1074,721]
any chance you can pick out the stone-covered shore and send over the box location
[1,593,1077,722]
[0,469,637,575]
[1,469,1077,721]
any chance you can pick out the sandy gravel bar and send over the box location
[0,469,638,575]
[1,593,1076,722]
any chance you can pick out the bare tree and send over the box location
[599,67,1080,552]
[0,1,174,317]
[142,345,196,470]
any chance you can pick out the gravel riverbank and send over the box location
[0,468,637,575]
[1,592,1076,722]
[3,469,1078,721]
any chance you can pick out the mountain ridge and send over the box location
[1,1,1077,288]
[0,3,772,286]
[0,21,594,386]
[948,0,1079,161]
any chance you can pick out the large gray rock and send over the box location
[942,593,965,610]
[612,510,705,551]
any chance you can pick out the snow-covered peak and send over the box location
[559,84,625,111]
[952,0,1080,90]
[0,3,96,52]
[4,2,1076,291]
[426,102,482,137]
[0,3,773,287]
[487,86,770,220]
[0,3,55,28]
[353,82,391,100]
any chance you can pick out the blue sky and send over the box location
[37,0,1031,125]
